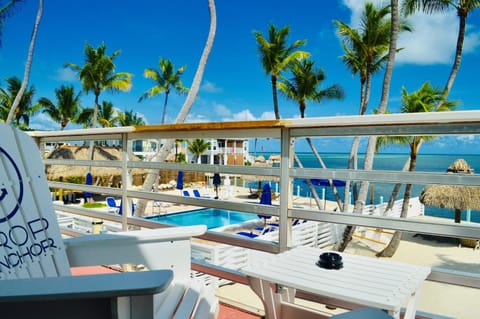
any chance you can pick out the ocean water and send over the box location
[255,153,480,223]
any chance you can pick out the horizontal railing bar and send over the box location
[44,159,123,168]
[292,167,480,186]
[290,208,480,240]
[290,123,480,137]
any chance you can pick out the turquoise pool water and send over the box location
[147,208,258,229]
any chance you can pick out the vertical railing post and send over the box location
[279,127,293,252]
[121,133,129,231]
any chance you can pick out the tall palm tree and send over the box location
[139,57,189,124]
[402,0,480,105]
[136,0,217,217]
[254,24,310,119]
[278,58,346,208]
[278,59,344,118]
[0,76,39,128]
[187,138,211,164]
[6,0,42,125]
[38,85,81,130]
[336,1,409,251]
[335,2,395,215]
[65,42,132,129]
[135,0,217,216]
[97,101,117,128]
[117,109,145,126]
[376,82,457,257]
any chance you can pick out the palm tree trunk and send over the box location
[271,75,280,119]
[135,0,216,218]
[438,14,466,109]
[294,153,322,209]
[6,0,42,125]
[377,143,417,257]
[337,0,399,252]
[305,137,343,209]
[162,92,169,124]
[343,81,366,211]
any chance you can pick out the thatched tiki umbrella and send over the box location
[420,159,480,223]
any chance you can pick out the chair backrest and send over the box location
[106,197,117,208]
[0,124,70,280]
[193,189,201,197]
[183,190,190,197]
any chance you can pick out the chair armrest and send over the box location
[64,225,206,279]
[0,269,173,302]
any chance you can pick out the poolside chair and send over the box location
[237,225,278,238]
[193,189,210,198]
[106,196,121,213]
[183,190,191,196]
[0,123,219,319]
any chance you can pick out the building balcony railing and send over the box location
[30,110,480,318]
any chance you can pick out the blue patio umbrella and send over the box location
[83,172,93,202]
[258,183,272,225]
[213,173,221,199]
[176,171,184,190]
[303,178,346,187]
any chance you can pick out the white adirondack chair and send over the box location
[0,123,218,319]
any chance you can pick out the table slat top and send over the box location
[242,247,431,311]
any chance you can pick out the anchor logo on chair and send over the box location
[0,146,24,223]
[0,188,7,201]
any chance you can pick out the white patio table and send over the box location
[242,246,431,319]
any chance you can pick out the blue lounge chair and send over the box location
[183,190,191,196]
[193,189,210,198]
[237,226,277,238]
[106,196,121,213]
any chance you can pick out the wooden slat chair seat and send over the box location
[0,123,218,319]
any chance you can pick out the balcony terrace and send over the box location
[30,110,480,319]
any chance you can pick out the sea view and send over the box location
[256,152,480,223]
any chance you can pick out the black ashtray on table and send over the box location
[316,252,343,270]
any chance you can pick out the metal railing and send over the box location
[30,111,480,298]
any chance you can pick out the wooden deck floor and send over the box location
[71,266,261,319]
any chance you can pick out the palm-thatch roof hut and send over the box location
[420,159,480,223]
[46,145,146,186]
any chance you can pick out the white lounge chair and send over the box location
[0,123,219,319]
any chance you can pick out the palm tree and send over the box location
[336,1,411,251]
[0,0,24,47]
[38,85,81,130]
[136,0,217,217]
[334,2,395,215]
[73,107,93,129]
[254,24,310,119]
[0,76,39,128]
[6,0,42,125]
[139,57,189,124]
[402,0,480,105]
[187,138,211,164]
[117,109,145,126]
[97,101,117,128]
[278,58,346,208]
[278,59,344,118]
[65,42,132,129]
[376,82,457,257]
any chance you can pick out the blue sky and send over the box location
[1,0,480,153]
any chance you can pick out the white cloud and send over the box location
[201,81,223,93]
[341,0,480,66]
[231,109,256,121]
[52,67,77,82]
[213,103,232,117]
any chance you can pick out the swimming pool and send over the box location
[147,208,259,229]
